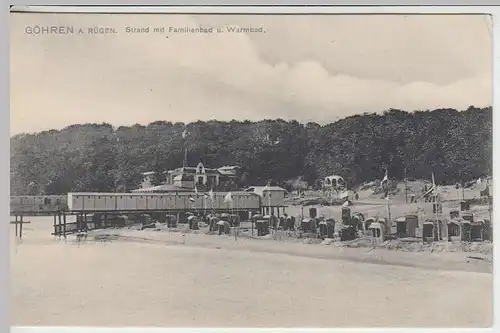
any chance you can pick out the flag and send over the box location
[380,169,388,186]
[189,195,195,203]
[181,127,188,139]
[381,169,389,199]
[423,172,437,197]
[224,192,232,203]
[209,188,214,201]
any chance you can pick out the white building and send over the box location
[323,175,346,190]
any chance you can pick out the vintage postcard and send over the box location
[9,6,493,328]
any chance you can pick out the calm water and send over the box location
[10,216,493,327]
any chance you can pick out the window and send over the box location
[198,177,204,185]
[44,198,51,205]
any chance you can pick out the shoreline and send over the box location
[10,217,493,327]
[84,227,493,274]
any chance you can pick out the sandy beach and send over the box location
[10,216,493,328]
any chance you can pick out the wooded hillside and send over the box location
[10,106,492,195]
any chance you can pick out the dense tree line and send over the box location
[10,106,492,195]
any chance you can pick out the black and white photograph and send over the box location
[9,7,493,328]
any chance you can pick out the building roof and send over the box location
[131,184,192,193]
[244,186,288,197]
[166,166,220,175]
[173,174,194,181]
[219,165,240,170]
[217,166,240,176]
[246,186,287,192]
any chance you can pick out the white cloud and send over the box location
[10,13,492,134]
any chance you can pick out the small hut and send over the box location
[461,220,472,242]
[423,218,447,242]
[461,212,474,223]
[209,216,220,232]
[341,207,351,225]
[301,217,317,233]
[449,210,460,220]
[263,215,278,229]
[364,217,376,232]
[377,217,391,236]
[422,220,436,242]
[187,215,199,230]
[217,220,231,235]
[447,219,462,242]
[255,219,270,236]
[325,218,335,238]
[395,216,407,237]
[470,220,485,242]
[395,215,418,238]
[229,214,240,227]
[165,214,178,228]
[368,222,385,242]
[483,219,492,242]
[350,213,364,232]
[318,220,328,238]
[284,215,296,231]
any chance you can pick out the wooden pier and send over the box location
[10,215,31,239]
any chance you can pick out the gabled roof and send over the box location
[174,174,194,181]
[246,186,287,192]
[166,166,220,175]
[244,186,288,197]
[131,184,192,193]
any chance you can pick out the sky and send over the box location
[10,13,492,135]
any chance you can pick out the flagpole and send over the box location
[387,196,391,226]
[182,127,188,168]
[203,194,206,216]
[383,168,391,225]
[462,180,465,201]
[404,167,408,204]
[433,172,440,241]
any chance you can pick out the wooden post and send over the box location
[53,213,57,237]
[404,167,408,204]
[58,214,62,238]
[19,215,24,239]
[14,215,18,237]
[63,213,67,239]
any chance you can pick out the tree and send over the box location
[10,107,492,195]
